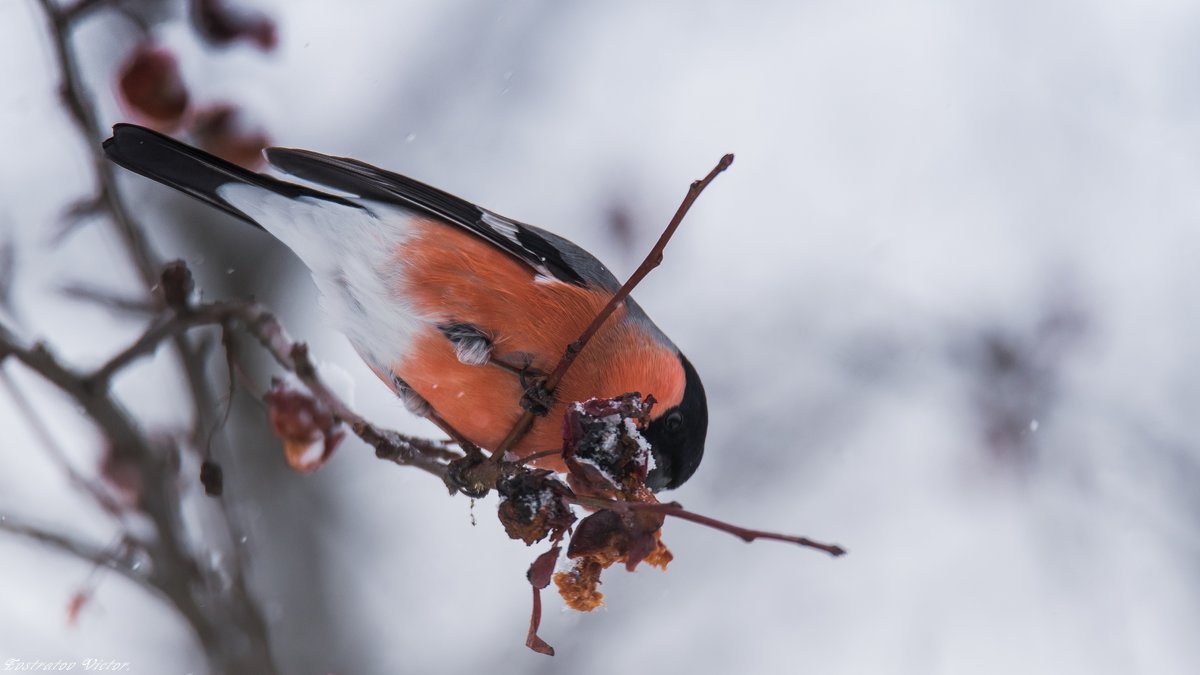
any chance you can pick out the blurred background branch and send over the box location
[0,0,297,671]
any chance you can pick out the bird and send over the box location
[102,123,707,490]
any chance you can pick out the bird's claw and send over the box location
[520,376,555,416]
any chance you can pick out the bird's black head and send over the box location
[644,354,707,491]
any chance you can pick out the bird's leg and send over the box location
[390,373,433,416]
[391,372,482,455]
[441,324,555,415]
[518,371,555,417]
[490,352,555,416]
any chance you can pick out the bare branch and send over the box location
[0,239,15,314]
[27,1,277,670]
[0,370,125,516]
[0,325,195,555]
[50,194,105,245]
[0,515,147,586]
[25,285,456,480]
[573,495,846,557]
[36,0,159,287]
[289,344,454,481]
[31,4,218,502]
[87,313,215,388]
[62,0,109,23]
[0,316,282,670]
[59,282,160,316]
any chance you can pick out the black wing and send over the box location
[103,124,363,227]
[264,147,591,287]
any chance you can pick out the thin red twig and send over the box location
[514,448,563,466]
[572,496,846,557]
[525,544,560,656]
[494,153,734,459]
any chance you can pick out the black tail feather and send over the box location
[102,124,360,227]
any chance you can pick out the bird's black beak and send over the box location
[640,354,707,491]
[645,448,673,491]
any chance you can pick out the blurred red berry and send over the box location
[116,43,189,131]
[99,443,142,509]
[66,589,92,626]
[191,104,270,169]
[192,0,278,51]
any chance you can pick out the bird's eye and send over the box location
[665,411,683,432]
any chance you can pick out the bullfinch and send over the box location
[102,124,707,490]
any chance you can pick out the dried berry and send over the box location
[497,470,576,545]
[99,443,142,509]
[548,393,675,613]
[160,260,194,311]
[192,0,277,50]
[264,379,344,473]
[562,392,656,497]
[199,460,223,497]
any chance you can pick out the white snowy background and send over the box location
[1,0,1198,673]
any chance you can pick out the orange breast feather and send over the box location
[387,219,684,465]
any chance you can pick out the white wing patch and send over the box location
[480,211,556,279]
[453,335,492,366]
[480,211,522,246]
[438,323,493,366]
